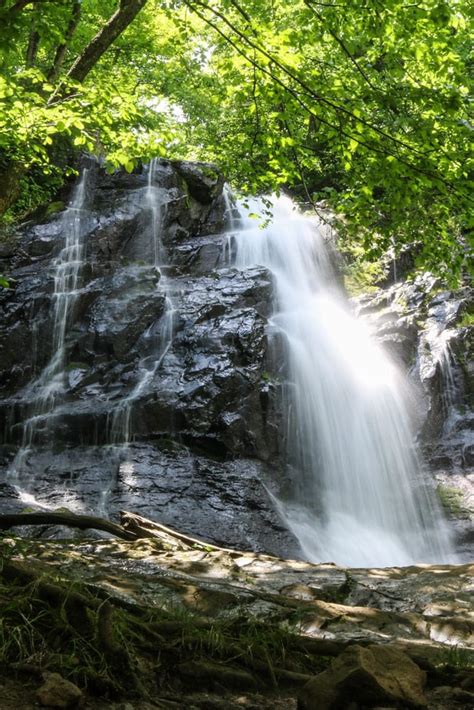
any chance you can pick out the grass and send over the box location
[458,311,474,328]
[0,555,330,701]
[438,645,474,670]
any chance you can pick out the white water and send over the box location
[230,195,454,567]
[7,170,90,504]
[103,159,176,512]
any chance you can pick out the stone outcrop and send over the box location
[0,158,296,556]
[0,158,471,561]
[298,644,428,709]
[36,672,83,709]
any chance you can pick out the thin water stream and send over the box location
[229,195,454,567]
[101,159,176,513]
[7,170,91,507]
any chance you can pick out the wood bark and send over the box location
[119,510,239,552]
[0,162,23,217]
[0,509,234,550]
[0,510,138,540]
[25,2,40,67]
[66,0,148,83]
[47,0,81,82]
[7,0,35,15]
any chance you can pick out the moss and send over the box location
[437,484,470,518]
[200,166,219,182]
[45,201,65,216]
[66,362,88,371]
[458,311,474,328]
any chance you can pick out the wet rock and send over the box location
[36,672,82,708]
[173,160,225,205]
[0,443,299,555]
[354,275,473,555]
[0,159,300,556]
[298,645,427,709]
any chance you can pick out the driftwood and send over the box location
[0,509,238,552]
[0,510,138,541]
[119,510,239,552]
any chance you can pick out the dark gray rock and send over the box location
[0,158,299,557]
[173,160,225,204]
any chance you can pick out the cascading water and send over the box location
[102,159,176,512]
[229,195,454,567]
[7,170,90,506]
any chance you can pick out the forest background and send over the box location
[0,0,472,281]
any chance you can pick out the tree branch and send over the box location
[0,511,138,540]
[25,2,40,67]
[47,0,81,82]
[66,0,148,83]
[304,1,377,90]
[9,0,35,13]
[183,0,464,194]
[186,0,425,158]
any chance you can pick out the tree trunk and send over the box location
[25,2,40,67]
[47,0,81,82]
[66,0,148,83]
[0,510,138,540]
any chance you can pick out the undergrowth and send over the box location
[0,556,328,701]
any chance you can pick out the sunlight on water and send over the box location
[230,194,454,567]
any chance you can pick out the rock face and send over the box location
[0,158,297,556]
[0,159,471,560]
[36,672,83,709]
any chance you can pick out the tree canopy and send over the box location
[0,0,472,277]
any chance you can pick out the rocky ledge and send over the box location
[0,159,297,556]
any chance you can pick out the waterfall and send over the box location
[7,170,90,506]
[229,195,454,567]
[102,159,176,512]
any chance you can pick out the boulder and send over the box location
[173,160,225,204]
[36,672,83,708]
[298,645,427,709]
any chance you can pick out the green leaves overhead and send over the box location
[171,0,472,278]
[0,0,472,277]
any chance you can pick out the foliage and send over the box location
[0,0,472,276]
[166,0,472,279]
[459,312,474,327]
[342,244,387,296]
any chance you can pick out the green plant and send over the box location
[343,244,386,296]
[458,311,474,328]
[438,644,474,670]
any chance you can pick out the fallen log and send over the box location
[0,509,237,550]
[119,509,240,552]
[0,511,138,541]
